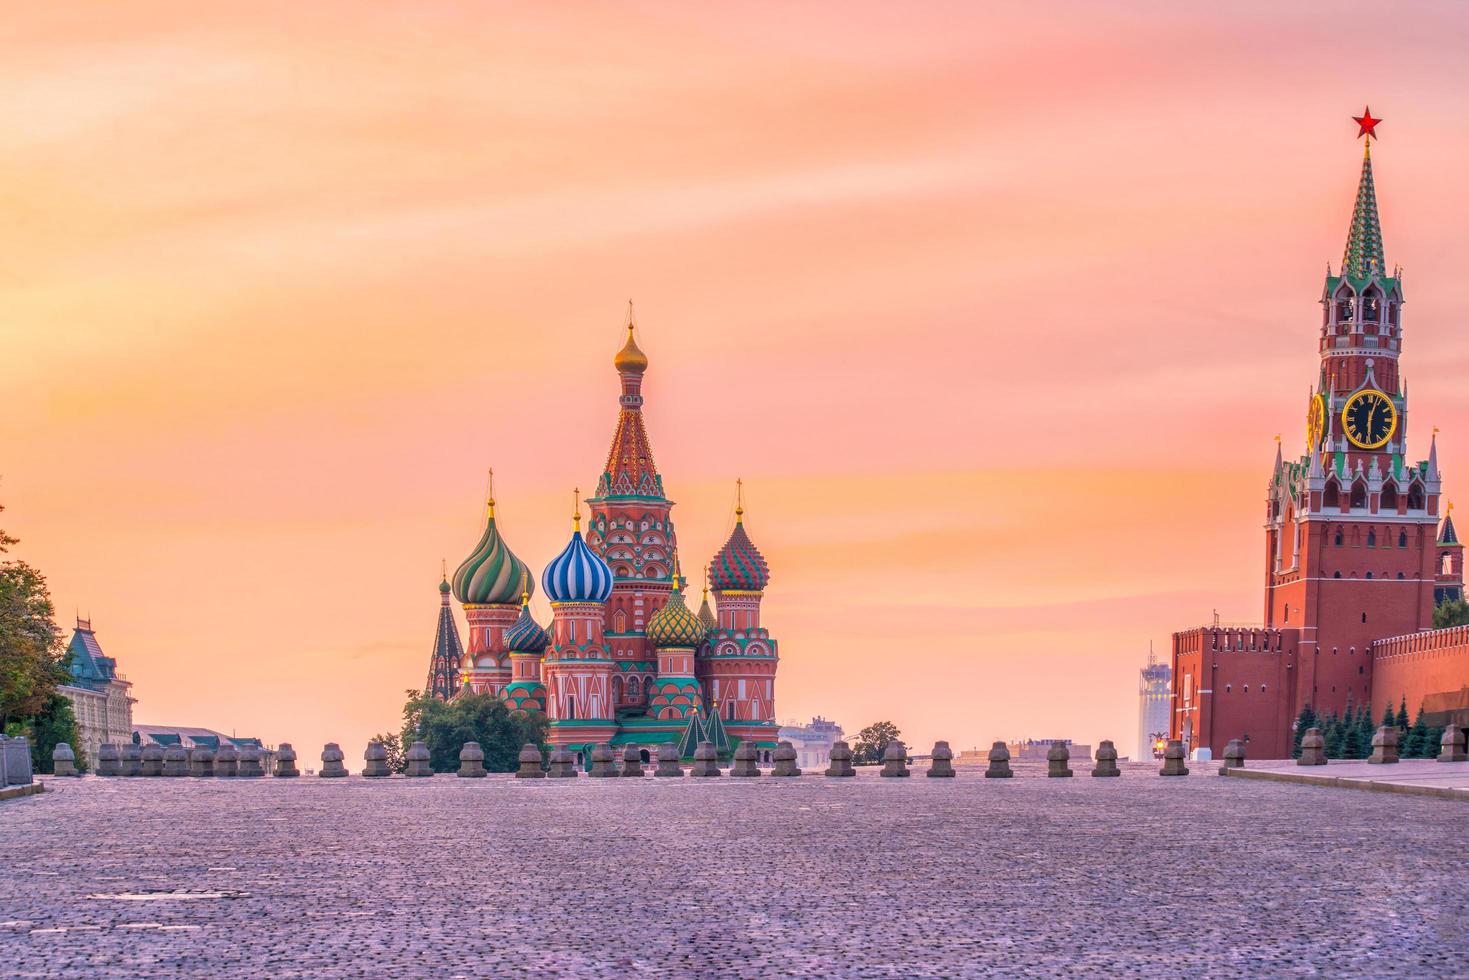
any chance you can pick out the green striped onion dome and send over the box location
[504,602,548,655]
[452,506,534,606]
[647,589,708,649]
[708,520,769,592]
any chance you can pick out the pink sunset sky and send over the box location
[7,3,1469,759]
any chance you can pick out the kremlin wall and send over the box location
[1171,128,1469,759]
[423,318,783,764]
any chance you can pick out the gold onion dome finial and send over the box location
[614,301,648,375]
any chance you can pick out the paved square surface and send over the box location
[3,765,1466,977]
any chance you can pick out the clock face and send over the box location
[1307,394,1325,450]
[1341,389,1397,450]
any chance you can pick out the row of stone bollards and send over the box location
[1295,723,1468,766]
[59,734,1233,779]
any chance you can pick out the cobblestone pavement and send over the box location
[4,764,1466,978]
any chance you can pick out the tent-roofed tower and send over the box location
[426,565,465,701]
[584,303,681,716]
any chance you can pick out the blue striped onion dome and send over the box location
[647,588,707,648]
[542,530,614,604]
[504,601,548,654]
[708,520,769,592]
[452,506,534,606]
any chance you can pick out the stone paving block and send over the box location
[189,747,215,778]
[1047,742,1073,778]
[274,743,300,778]
[139,744,164,776]
[1092,740,1121,777]
[771,741,802,777]
[51,743,78,777]
[690,741,722,777]
[1160,740,1189,777]
[824,740,855,777]
[405,741,433,777]
[985,741,1013,779]
[517,743,546,779]
[1298,728,1327,766]
[588,743,618,778]
[320,743,348,778]
[1440,724,1468,764]
[237,746,265,778]
[457,742,485,778]
[1369,726,1401,765]
[731,741,761,777]
[362,741,391,777]
[654,744,683,777]
[161,745,189,777]
[96,743,122,777]
[880,741,910,777]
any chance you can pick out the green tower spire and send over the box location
[1341,129,1385,279]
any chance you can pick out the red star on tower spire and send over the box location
[1353,106,1381,141]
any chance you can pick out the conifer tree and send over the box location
[1380,703,1396,732]
[1426,725,1445,759]
[1324,712,1345,758]
[1404,708,1429,759]
[1394,697,1409,733]
[1341,722,1363,760]
[1356,705,1374,752]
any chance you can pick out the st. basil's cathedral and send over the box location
[423,319,781,762]
[1172,110,1469,759]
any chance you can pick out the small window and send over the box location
[1366,571,1374,580]
[1260,685,1267,694]
[1243,685,1250,693]
[1367,530,1376,548]
[1362,612,1367,623]
[1226,684,1232,693]
[1400,531,1408,548]
[1334,530,1344,546]
[1333,571,1342,579]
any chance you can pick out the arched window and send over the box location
[1334,529,1344,546]
[611,675,624,704]
[1336,288,1355,323]
[1362,612,1367,623]
[1388,302,1399,326]
[1324,482,1341,509]
[1366,571,1374,579]
[1444,555,1454,575]
[1333,571,1342,578]
[1225,684,1232,693]
[1381,485,1398,510]
[627,675,641,698]
[1350,481,1367,509]
[1367,530,1376,548]
[727,700,736,720]
[1408,482,1425,510]
[1363,286,1382,322]
[566,695,577,720]
[1260,685,1267,694]
[613,610,627,633]
[1400,531,1408,548]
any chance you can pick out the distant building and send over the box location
[133,725,277,772]
[56,619,135,768]
[1137,645,1172,761]
[777,715,844,770]
[1007,738,1091,763]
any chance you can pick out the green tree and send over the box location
[1325,712,1350,758]
[852,720,901,765]
[1403,708,1429,759]
[397,690,545,773]
[1433,597,1469,629]
[1394,697,1409,733]
[1341,720,1363,760]
[29,692,85,774]
[1356,705,1374,756]
[0,504,80,769]
[1291,705,1317,759]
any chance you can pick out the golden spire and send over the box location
[519,570,529,606]
[572,487,581,532]
[486,467,496,519]
[735,478,744,524]
[613,301,648,374]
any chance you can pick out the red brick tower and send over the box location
[583,306,679,717]
[1264,123,1442,726]
[702,482,781,747]
[1434,506,1464,604]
